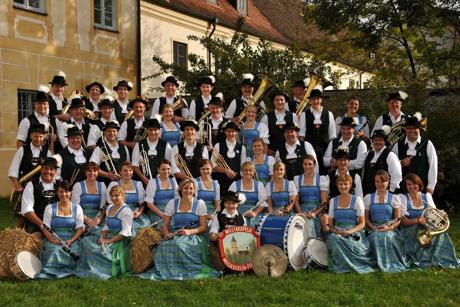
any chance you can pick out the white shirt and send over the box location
[43,203,85,230]
[209,208,247,234]
[89,100,99,112]
[115,99,129,113]
[56,146,88,178]
[299,107,336,139]
[90,142,130,165]
[189,95,212,119]
[323,170,364,198]
[170,141,208,175]
[211,140,247,168]
[21,178,56,216]
[293,174,329,192]
[164,198,208,216]
[87,118,109,147]
[106,181,145,205]
[131,139,173,169]
[50,93,64,111]
[328,195,365,218]
[118,117,145,141]
[16,112,50,142]
[323,136,368,170]
[372,112,405,135]
[363,191,401,210]
[265,180,297,197]
[399,192,435,217]
[71,180,107,209]
[229,180,268,208]
[102,204,133,237]
[8,144,51,178]
[144,176,179,204]
[365,146,402,192]
[392,136,438,190]
[275,140,319,173]
[260,110,299,127]
[150,96,188,118]
[58,117,87,148]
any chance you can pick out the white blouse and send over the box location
[164,198,208,216]
[43,203,85,230]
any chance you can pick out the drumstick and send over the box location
[41,224,80,261]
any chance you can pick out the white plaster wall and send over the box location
[76,0,91,52]
[50,0,66,47]
[0,1,8,37]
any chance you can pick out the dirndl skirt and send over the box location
[132,214,152,237]
[400,224,460,269]
[367,229,409,272]
[138,234,221,281]
[37,236,81,279]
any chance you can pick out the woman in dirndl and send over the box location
[145,159,178,223]
[266,161,297,215]
[72,162,107,239]
[250,138,275,184]
[160,104,182,147]
[194,159,220,218]
[364,170,408,272]
[229,161,268,227]
[38,180,85,279]
[77,185,134,279]
[400,173,459,269]
[107,162,149,236]
[139,179,221,280]
[324,174,376,273]
[294,155,328,237]
[240,105,269,159]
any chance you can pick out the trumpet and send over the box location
[212,150,232,172]
[140,143,153,179]
[101,136,119,175]
[172,96,187,111]
[175,154,193,179]
[133,127,147,143]
[10,164,43,214]
[417,207,450,247]
[237,77,273,121]
[295,73,319,117]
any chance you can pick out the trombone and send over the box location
[175,154,193,179]
[140,143,152,179]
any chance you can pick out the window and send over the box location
[18,89,37,124]
[94,0,117,31]
[173,41,188,69]
[237,0,247,16]
[13,0,45,14]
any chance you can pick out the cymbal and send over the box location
[251,245,288,277]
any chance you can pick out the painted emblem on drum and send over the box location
[218,226,260,272]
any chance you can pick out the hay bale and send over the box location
[131,228,162,273]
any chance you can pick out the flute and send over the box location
[327,224,360,241]
[149,222,196,250]
[42,224,80,261]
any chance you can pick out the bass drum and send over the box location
[304,238,328,269]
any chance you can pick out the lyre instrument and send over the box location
[295,73,320,117]
[237,77,273,121]
[9,164,43,214]
[175,154,193,179]
[101,136,119,175]
[417,207,450,247]
[140,143,153,180]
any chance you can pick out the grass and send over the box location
[0,200,459,306]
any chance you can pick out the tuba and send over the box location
[417,208,450,247]
[237,77,273,122]
[386,119,406,149]
[295,73,319,117]
[172,96,187,111]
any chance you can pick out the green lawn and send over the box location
[0,200,459,307]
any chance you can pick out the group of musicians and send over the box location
[6,72,459,280]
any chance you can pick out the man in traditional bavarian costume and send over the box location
[58,96,91,149]
[199,94,228,148]
[16,86,57,150]
[48,71,69,121]
[150,76,188,122]
[288,78,308,113]
[85,81,105,114]
[323,116,367,175]
[393,113,438,194]
[275,123,318,180]
[212,121,247,195]
[9,124,52,227]
[361,126,402,195]
[261,90,299,155]
[299,88,336,175]
[112,80,133,124]
[90,121,129,184]
[56,126,92,185]
[372,91,407,135]
[21,157,61,234]
[172,119,209,180]
[87,98,115,149]
[132,119,173,186]
[119,96,147,152]
[189,76,215,121]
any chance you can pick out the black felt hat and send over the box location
[197,76,215,87]
[29,123,46,134]
[35,91,49,102]
[222,121,240,132]
[386,91,407,102]
[42,157,59,169]
[334,147,350,160]
[291,79,307,89]
[128,96,147,109]
[69,97,85,109]
[208,95,223,107]
[222,191,241,204]
[181,119,200,131]
[103,121,121,131]
[308,89,323,99]
[66,126,82,137]
[85,81,105,94]
[113,80,133,91]
[282,123,300,132]
[270,89,289,102]
[98,98,114,109]
[161,76,180,87]
[240,73,255,87]
[143,118,161,129]
[339,117,357,128]
[49,72,68,86]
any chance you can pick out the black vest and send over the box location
[397,137,430,186]
[126,117,145,142]
[178,142,204,178]
[159,97,182,117]
[328,170,357,199]
[304,108,330,152]
[267,111,294,152]
[233,97,246,118]
[31,178,60,219]
[58,147,92,184]
[96,140,129,175]
[138,139,167,178]
[66,120,91,146]
[287,98,298,113]
[27,113,57,143]
[217,212,245,233]
[113,100,130,124]
[382,113,406,127]
[207,117,228,146]
[19,144,48,180]
[194,96,206,121]
[48,97,68,116]
[278,142,307,180]
[362,148,391,195]
[92,119,107,131]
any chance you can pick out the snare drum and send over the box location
[257,214,312,270]
[304,238,328,269]
[11,251,42,281]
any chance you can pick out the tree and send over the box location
[302,0,460,88]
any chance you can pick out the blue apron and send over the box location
[196,178,218,213]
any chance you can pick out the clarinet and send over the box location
[149,222,196,250]
[304,201,329,217]
[327,224,360,241]
[83,203,109,235]
[42,224,80,261]
[370,217,404,232]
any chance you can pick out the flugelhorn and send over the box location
[175,154,193,179]
[237,77,273,121]
[101,136,119,175]
[140,143,152,179]
[417,207,450,247]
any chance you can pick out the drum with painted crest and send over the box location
[304,238,328,269]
